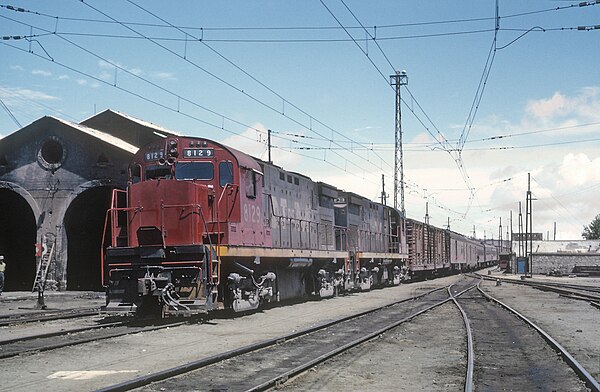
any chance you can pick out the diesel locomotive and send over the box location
[102,135,496,316]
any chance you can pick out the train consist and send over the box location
[102,136,497,316]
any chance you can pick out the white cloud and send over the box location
[557,153,600,187]
[525,87,600,123]
[385,87,600,240]
[10,65,24,71]
[76,79,88,86]
[0,87,59,102]
[150,71,177,81]
[57,75,70,80]
[97,60,176,81]
[32,69,52,77]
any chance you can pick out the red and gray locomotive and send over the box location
[102,136,409,316]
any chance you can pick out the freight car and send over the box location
[405,219,450,278]
[102,136,408,316]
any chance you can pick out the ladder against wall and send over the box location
[32,234,55,293]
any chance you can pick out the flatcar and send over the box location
[102,136,408,316]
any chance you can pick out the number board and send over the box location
[144,150,165,162]
[183,148,214,158]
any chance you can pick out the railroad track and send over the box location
[473,272,600,304]
[0,318,187,359]
[454,282,600,392]
[0,307,101,327]
[96,277,481,392]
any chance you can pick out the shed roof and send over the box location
[51,116,138,154]
[80,109,180,148]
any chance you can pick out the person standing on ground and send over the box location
[0,255,5,295]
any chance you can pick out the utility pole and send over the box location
[510,210,514,273]
[267,129,272,164]
[390,70,408,215]
[446,217,450,230]
[381,174,387,205]
[518,202,524,258]
[553,222,556,241]
[499,217,503,253]
[525,173,533,277]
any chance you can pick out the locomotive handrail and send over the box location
[160,201,217,284]
[214,183,239,284]
[101,188,132,285]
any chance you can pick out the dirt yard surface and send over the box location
[483,271,600,383]
[0,275,463,392]
[1,271,597,392]
[278,302,466,392]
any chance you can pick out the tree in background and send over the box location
[582,214,600,240]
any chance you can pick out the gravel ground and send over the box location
[278,302,466,392]
[483,272,600,383]
[0,275,463,392]
[1,271,598,392]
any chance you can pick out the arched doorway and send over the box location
[0,189,37,291]
[64,186,115,291]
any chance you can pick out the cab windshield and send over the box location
[145,165,172,180]
[174,161,214,180]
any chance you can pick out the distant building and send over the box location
[0,110,177,291]
[510,240,600,275]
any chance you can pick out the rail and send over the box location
[448,284,475,392]
[96,285,451,392]
[477,282,600,392]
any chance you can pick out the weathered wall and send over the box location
[510,240,600,275]
[531,253,600,275]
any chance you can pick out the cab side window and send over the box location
[245,170,256,198]
[219,161,234,187]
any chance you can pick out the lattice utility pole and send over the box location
[518,202,524,258]
[390,70,408,215]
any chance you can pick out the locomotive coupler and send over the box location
[137,270,170,296]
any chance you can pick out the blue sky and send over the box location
[1,1,599,240]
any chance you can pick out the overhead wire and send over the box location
[1,38,389,186]
[321,0,490,226]
[124,0,392,172]
[0,23,392,188]
[3,1,597,227]
[2,12,378,165]
[0,97,21,127]
[78,0,392,177]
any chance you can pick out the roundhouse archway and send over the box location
[0,188,37,291]
[64,186,115,291]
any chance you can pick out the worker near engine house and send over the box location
[0,255,5,295]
